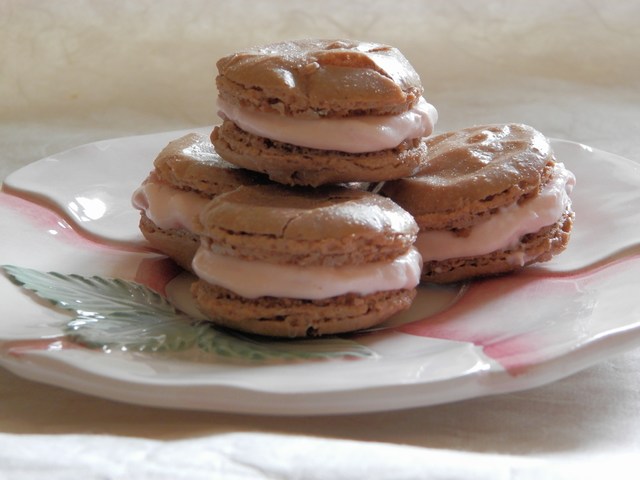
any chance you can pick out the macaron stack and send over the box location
[134,39,436,337]
[133,39,576,338]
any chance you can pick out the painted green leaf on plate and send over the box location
[1,265,375,362]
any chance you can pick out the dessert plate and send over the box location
[1,129,639,415]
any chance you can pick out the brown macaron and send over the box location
[211,39,437,186]
[132,132,268,271]
[190,183,422,337]
[381,123,576,283]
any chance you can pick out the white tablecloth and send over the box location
[2,1,639,478]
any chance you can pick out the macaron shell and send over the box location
[153,132,268,195]
[138,214,199,273]
[381,123,554,227]
[191,281,416,338]
[195,184,418,267]
[216,39,423,118]
[211,120,427,187]
[198,184,416,238]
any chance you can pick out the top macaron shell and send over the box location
[152,133,268,195]
[215,39,424,118]
[380,124,556,230]
[194,184,419,267]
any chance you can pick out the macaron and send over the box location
[132,132,267,271]
[190,184,421,337]
[380,123,576,283]
[211,39,438,187]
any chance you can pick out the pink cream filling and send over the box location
[217,96,438,153]
[192,245,422,300]
[417,163,576,263]
[132,178,209,232]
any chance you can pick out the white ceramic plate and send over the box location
[1,128,640,415]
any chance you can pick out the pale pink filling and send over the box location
[417,163,576,263]
[132,178,209,232]
[217,96,438,153]
[192,246,422,300]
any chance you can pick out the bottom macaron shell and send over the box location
[139,215,199,273]
[191,281,417,338]
[422,209,574,284]
[211,121,427,187]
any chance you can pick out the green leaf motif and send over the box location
[1,265,375,363]
[196,327,376,362]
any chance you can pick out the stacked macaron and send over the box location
[133,39,435,337]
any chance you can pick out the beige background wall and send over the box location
[2,0,638,181]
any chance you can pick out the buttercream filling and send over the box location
[217,96,438,153]
[417,163,576,262]
[192,246,422,300]
[132,178,209,232]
